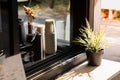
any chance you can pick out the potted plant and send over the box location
[74,20,105,66]
[23,5,35,34]
[23,6,36,42]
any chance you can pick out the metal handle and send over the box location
[0,50,4,57]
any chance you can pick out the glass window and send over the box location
[18,0,70,71]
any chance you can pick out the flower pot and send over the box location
[86,50,104,66]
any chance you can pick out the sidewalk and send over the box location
[102,24,120,62]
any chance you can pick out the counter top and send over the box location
[56,59,120,80]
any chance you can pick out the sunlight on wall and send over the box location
[101,0,120,10]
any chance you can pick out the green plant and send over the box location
[74,20,105,53]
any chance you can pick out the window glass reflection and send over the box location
[18,0,70,68]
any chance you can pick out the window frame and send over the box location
[4,0,91,79]
[0,0,19,57]
[26,0,90,78]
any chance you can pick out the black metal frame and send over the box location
[26,0,90,78]
[0,0,19,57]
[1,0,90,79]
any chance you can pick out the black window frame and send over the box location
[26,0,90,78]
[1,0,91,79]
[0,0,19,57]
